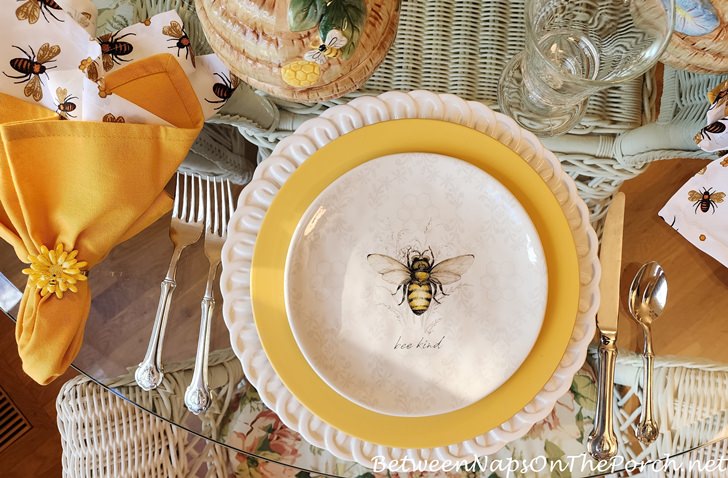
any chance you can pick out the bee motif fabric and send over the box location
[1,1,237,122]
[659,80,728,268]
[660,158,728,269]
[694,80,728,152]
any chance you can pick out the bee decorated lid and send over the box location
[660,0,728,73]
[194,0,399,102]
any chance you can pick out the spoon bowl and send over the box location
[628,261,668,328]
[628,261,668,445]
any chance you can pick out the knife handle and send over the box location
[587,334,618,461]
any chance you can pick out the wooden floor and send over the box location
[0,157,727,475]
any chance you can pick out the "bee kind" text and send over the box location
[393,335,445,350]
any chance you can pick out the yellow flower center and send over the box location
[48,264,63,279]
[22,244,88,299]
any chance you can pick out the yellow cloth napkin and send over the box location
[0,53,203,384]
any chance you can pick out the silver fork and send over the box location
[184,178,233,414]
[135,173,204,391]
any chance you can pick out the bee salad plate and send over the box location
[220,91,599,467]
[284,150,549,418]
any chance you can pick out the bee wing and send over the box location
[102,53,114,72]
[103,113,124,123]
[24,76,42,102]
[162,21,184,37]
[430,254,475,285]
[688,190,703,202]
[16,0,40,24]
[85,62,99,82]
[231,74,241,88]
[325,29,348,49]
[711,192,726,203]
[56,87,67,102]
[367,254,410,285]
[303,50,327,64]
[37,43,61,62]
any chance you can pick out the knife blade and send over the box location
[587,191,625,461]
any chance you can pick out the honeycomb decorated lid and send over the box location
[194,0,399,102]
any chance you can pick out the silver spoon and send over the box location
[628,261,668,445]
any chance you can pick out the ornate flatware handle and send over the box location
[587,334,618,460]
[135,248,182,391]
[636,332,658,444]
[184,265,217,415]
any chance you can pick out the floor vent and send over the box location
[0,386,31,453]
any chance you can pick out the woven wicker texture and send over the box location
[100,0,728,225]
[661,0,728,74]
[588,351,728,477]
[111,0,712,225]
[56,349,244,478]
[206,0,651,225]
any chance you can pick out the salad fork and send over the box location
[135,173,204,391]
[184,178,233,414]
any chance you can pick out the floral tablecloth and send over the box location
[220,365,597,478]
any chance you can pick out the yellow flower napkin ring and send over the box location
[22,244,88,299]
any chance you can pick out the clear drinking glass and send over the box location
[498,0,675,136]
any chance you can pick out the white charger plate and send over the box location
[285,152,548,417]
[220,90,599,468]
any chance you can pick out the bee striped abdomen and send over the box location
[10,58,38,74]
[212,83,232,99]
[407,282,432,315]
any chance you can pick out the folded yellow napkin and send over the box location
[0,53,203,384]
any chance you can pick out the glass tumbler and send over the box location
[498,0,675,136]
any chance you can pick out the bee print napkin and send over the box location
[660,81,728,268]
[1,1,236,123]
[694,80,728,152]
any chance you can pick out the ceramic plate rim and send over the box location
[220,90,599,467]
[249,119,578,448]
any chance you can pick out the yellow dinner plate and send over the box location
[250,119,579,449]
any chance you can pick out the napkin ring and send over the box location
[22,244,88,299]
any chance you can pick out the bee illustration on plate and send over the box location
[98,31,136,71]
[695,120,727,144]
[162,20,195,66]
[303,29,348,64]
[688,187,725,214]
[205,72,240,110]
[54,87,77,119]
[367,247,475,316]
[16,0,63,24]
[102,113,125,123]
[3,43,61,102]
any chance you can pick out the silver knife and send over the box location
[587,191,625,461]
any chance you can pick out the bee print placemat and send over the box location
[2,1,237,122]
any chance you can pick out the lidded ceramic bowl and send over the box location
[194,0,399,101]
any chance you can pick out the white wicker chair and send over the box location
[56,349,244,478]
[582,351,728,477]
[109,0,728,225]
